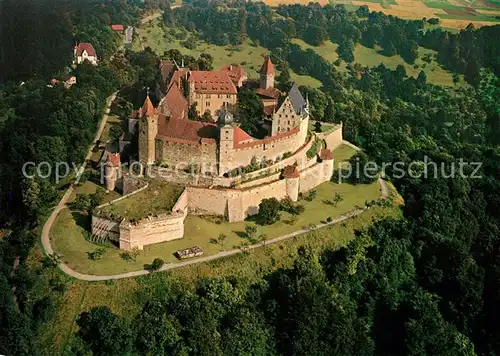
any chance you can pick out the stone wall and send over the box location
[317,124,343,151]
[119,211,185,250]
[299,160,334,194]
[149,166,214,187]
[213,133,315,188]
[156,139,217,170]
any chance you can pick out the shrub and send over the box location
[305,190,317,201]
[258,198,281,225]
[87,248,106,261]
[150,258,164,271]
[326,217,333,223]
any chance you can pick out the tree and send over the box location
[77,306,132,356]
[356,5,370,17]
[151,258,164,271]
[236,89,263,137]
[244,223,258,242]
[188,103,198,120]
[314,121,322,133]
[258,198,281,225]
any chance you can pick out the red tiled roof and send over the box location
[165,83,188,121]
[260,56,275,76]
[233,126,254,143]
[256,87,281,99]
[111,24,124,31]
[75,42,96,57]
[188,71,237,94]
[169,69,189,90]
[106,152,120,167]
[235,127,299,149]
[160,60,177,83]
[141,95,156,117]
[158,117,218,145]
[282,165,300,178]
[319,148,334,160]
[220,65,246,85]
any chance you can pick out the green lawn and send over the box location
[135,20,322,87]
[96,180,184,221]
[51,178,383,275]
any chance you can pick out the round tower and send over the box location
[319,149,334,181]
[283,165,300,202]
[138,95,157,168]
[104,152,120,192]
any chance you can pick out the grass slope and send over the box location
[292,38,461,86]
[134,21,322,87]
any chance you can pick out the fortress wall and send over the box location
[91,215,121,241]
[227,131,303,172]
[119,212,185,250]
[298,161,333,193]
[238,172,281,189]
[172,188,188,212]
[213,134,315,188]
[237,179,288,221]
[156,139,217,168]
[186,186,230,216]
[318,125,343,151]
[149,166,214,187]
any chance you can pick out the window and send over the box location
[206,94,211,99]
[278,120,280,124]
[288,120,290,125]
[287,127,290,131]
[196,94,201,99]
[206,102,210,107]
[226,94,231,98]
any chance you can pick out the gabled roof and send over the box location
[141,95,156,117]
[260,56,275,76]
[287,83,307,116]
[188,71,237,94]
[168,68,189,90]
[220,64,246,85]
[256,87,281,99]
[158,117,218,145]
[233,126,254,143]
[165,83,188,121]
[160,60,178,83]
[75,42,96,57]
[111,24,124,31]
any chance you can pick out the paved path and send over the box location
[41,92,117,257]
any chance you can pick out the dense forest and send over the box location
[170,1,500,84]
[0,0,499,354]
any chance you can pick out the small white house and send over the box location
[74,42,98,65]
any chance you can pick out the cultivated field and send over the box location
[265,0,500,29]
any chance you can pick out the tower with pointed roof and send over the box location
[138,95,158,167]
[259,56,275,90]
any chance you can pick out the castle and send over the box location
[137,57,310,176]
[97,57,344,250]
